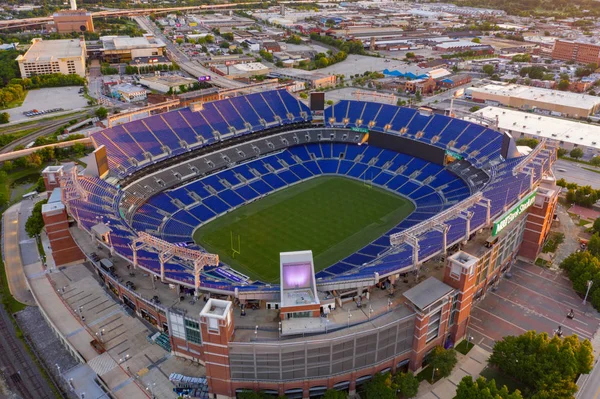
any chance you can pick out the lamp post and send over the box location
[432,367,438,382]
[347,309,352,328]
[368,305,374,320]
[583,280,593,305]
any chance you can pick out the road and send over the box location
[553,159,600,190]
[134,16,246,89]
[0,204,57,399]
[0,110,95,154]
[577,358,600,399]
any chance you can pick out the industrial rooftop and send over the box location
[468,83,600,110]
[471,106,600,150]
[18,38,84,61]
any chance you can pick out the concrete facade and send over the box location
[17,38,86,78]
[52,10,94,33]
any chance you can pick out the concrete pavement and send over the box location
[4,196,151,398]
[552,204,581,270]
[134,16,245,89]
[416,345,490,399]
[553,159,600,190]
[2,203,35,306]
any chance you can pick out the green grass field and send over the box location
[193,176,414,283]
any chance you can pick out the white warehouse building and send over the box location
[467,106,600,156]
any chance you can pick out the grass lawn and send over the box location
[455,339,474,355]
[194,176,414,282]
[480,366,528,394]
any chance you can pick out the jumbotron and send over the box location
[44,89,557,398]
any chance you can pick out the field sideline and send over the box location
[194,176,414,283]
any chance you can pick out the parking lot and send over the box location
[469,261,600,351]
[5,86,88,122]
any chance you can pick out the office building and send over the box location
[551,40,600,64]
[16,38,86,78]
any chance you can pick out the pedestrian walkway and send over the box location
[2,203,35,306]
[4,200,151,398]
[416,345,490,399]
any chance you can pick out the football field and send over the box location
[193,176,414,283]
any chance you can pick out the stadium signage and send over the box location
[351,127,369,133]
[445,150,463,160]
[492,190,537,236]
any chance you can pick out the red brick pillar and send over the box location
[42,199,85,266]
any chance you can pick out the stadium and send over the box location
[51,89,557,398]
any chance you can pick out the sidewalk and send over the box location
[5,201,151,398]
[417,345,491,399]
[2,203,35,306]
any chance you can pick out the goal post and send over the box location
[230,231,241,258]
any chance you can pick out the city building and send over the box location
[16,38,86,78]
[437,74,472,89]
[469,106,600,156]
[100,35,166,63]
[551,40,600,64]
[217,62,270,79]
[111,84,147,103]
[270,70,336,89]
[138,75,198,93]
[466,83,600,118]
[434,42,494,55]
[52,10,94,33]
[131,56,172,69]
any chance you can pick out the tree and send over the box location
[456,376,524,399]
[0,112,9,124]
[489,331,593,399]
[299,92,308,99]
[25,199,48,238]
[593,217,600,234]
[322,390,347,399]
[393,372,419,398]
[95,107,108,119]
[558,79,570,91]
[557,148,568,157]
[570,148,584,159]
[588,233,600,256]
[34,177,46,193]
[482,64,495,76]
[415,91,422,103]
[362,373,395,399]
[516,138,539,149]
[326,100,334,105]
[591,156,600,166]
[405,52,415,59]
[175,38,184,45]
[472,37,481,43]
[429,346,458,379]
